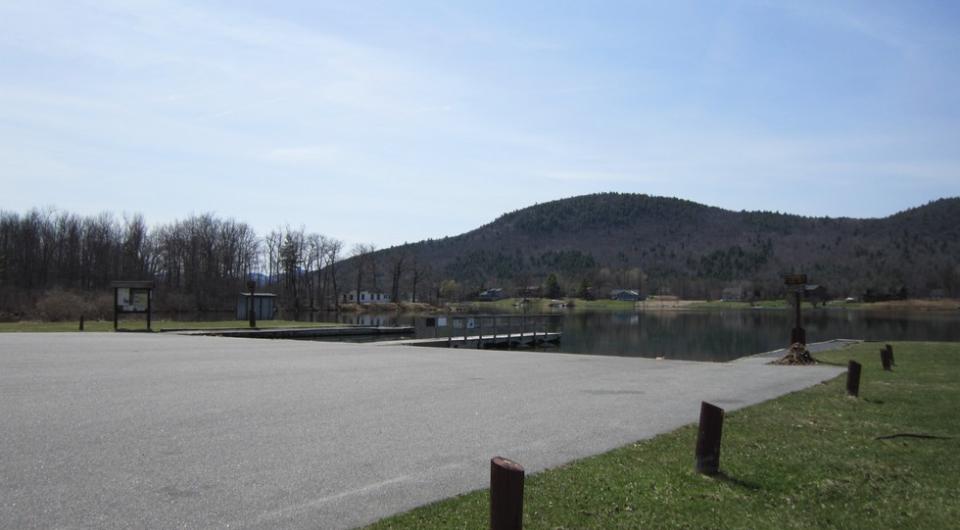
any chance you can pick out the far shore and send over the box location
[451,296,960,313]
[1,298,957,333]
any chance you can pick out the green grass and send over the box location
[460,297,636,313]
[568,298,638,311]
[0,319,340,333]
[686,299,791,309]
[367,341,960,529]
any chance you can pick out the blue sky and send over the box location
[2,1,958,248]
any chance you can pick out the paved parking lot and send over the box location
[0,333,845,529]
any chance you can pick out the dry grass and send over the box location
[860,299,960,311]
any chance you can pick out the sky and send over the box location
[2,0,959,248]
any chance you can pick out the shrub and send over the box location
[85,293,115,320]
[35,289,92,322]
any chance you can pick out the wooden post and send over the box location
[885,344,895,366]
[478,317,483,349]
[113,287,119,331]
[695,401,724,475]
[790,290,805,344]
[490,456,524,530]
[846,360,861,397]
[78,315,84,331]
[881,348,892,371]
[247,280,257,328]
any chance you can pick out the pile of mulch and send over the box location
[771,342,817,365]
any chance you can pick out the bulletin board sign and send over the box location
[111,280,154,331]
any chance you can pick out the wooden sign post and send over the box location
[784,274,807,345]
[111,280,155,331]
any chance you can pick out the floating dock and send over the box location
[167,326,414,339]
[377,331,561,349]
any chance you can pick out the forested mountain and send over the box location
[367,193,960,301]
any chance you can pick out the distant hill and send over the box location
[366,193,960,300]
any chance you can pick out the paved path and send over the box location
[0,333,848,529]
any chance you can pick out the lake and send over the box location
[325,309,960,362]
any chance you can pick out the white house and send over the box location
[342,290,391,304]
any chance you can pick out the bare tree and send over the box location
[389,250,406,304]
[351,243,376,304]
[409,254,423,303]
[263,229,283,289]
[325,238,344,310]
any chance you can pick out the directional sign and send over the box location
[784,274,808,286]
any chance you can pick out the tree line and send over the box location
[0,209,365,319]
[4,195,958,320]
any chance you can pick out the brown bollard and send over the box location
[880,348,892,371]
[695,401,725,475]
[885,344,895,366]
[78,315,84,331]
[846,360,862,397]
[490,456,524,530]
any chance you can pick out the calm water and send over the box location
[326,309,960,362]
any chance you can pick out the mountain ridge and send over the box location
[369,193,960,300]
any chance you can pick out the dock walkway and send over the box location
[167,326,414,339]
[376,331,562,349]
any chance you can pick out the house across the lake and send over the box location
[610,289,642,302]
[342,290,391,304]
[478,288,505,301]
[803,285,829,306]
[721,286,744,302]
[516,285,542,298]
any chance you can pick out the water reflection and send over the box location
[322,309,960,362]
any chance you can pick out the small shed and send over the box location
[237,293,277,320]
[610,289,642,302]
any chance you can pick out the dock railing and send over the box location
[435,314,563,348]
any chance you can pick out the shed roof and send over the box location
[111,280,155,288]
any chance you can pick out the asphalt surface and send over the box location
[0,333,848,529]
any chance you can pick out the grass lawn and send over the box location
[569,298,638,311]
[686,299,790,309]
[367,341,960,529]
[0,319,341,333]
[459,298,638,313]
